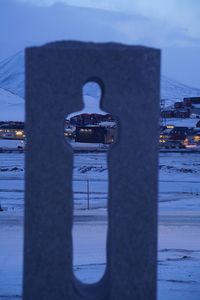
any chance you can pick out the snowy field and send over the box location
[164,117,199,127]
[0,152,200,299]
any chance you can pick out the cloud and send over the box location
[17,0,200,41]
[1,0,200,87]
[132,0,200,41]
[1,0,200,62]
[0,0,147,59]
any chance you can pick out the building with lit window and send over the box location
[0,122,25,139]
[75,126,107,143]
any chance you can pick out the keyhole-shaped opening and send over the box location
[65,81,116,283]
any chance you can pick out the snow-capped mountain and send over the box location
[0,88,24,121]
[0,51,24,98]
[161,76,200,107]
[0,51,200,120]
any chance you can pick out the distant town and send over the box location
[0,96,200,152]
[160,96,200,150]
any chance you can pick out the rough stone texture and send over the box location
[24,41,160,300]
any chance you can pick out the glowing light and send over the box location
[166,125,174,129]
[16,131,23,136]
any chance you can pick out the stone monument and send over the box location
[24,41,160,300]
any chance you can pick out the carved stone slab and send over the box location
[24,41,160,300]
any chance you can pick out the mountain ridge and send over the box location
[0,87,24,121]
[0,51,200,118]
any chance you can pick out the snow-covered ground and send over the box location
[0,139,24,150]
[0,152,200,299]
[164,118,199,128]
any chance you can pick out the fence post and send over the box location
[87,179,90,210]
[0,201,3,212]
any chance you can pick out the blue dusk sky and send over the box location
[1,0,200,87]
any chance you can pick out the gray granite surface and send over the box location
[24,41,160,300]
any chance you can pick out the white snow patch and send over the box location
[0,139,24,149]
[164,118,199,127]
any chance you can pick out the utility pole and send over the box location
[160,98,166,126]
